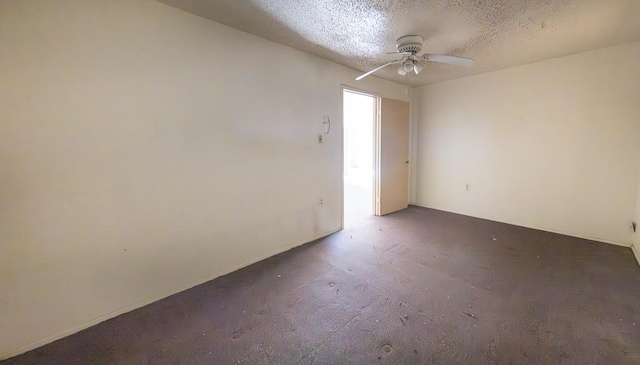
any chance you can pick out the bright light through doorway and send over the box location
[343,89,376,227]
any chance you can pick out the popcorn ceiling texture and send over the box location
[157,0,640,85]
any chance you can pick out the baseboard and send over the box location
[412,204,632,248]
[4,227,342,361]
[632,244,640,268]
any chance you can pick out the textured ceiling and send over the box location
[156,0,640,86]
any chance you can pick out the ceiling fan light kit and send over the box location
[402,61,415,73]
[356,35,475,82]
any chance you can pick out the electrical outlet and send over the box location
[318,197,324,206]
[318,134,323,143]
[466,184,470,191]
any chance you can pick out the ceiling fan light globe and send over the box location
[402,62,414,73]
[413,62,423,74]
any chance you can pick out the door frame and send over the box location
[341,85,381,229]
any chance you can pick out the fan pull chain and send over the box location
[405,72,410,94]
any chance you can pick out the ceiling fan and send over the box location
[356,35,475,81]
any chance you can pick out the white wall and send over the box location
[0,0,407,359]
[412,42,640,246]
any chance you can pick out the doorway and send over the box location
[343,88,378,227]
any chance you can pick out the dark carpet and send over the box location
[4,206,640,364]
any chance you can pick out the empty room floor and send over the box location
[4,206,640,364]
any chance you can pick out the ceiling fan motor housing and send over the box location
[396,35,423,54]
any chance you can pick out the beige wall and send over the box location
[412,42,640,246]
[0,0,408,358]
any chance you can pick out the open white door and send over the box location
[376,98,410,216]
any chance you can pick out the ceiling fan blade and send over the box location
[423,54,475,67]
[385,51,411,55]
[356,59,403,81]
